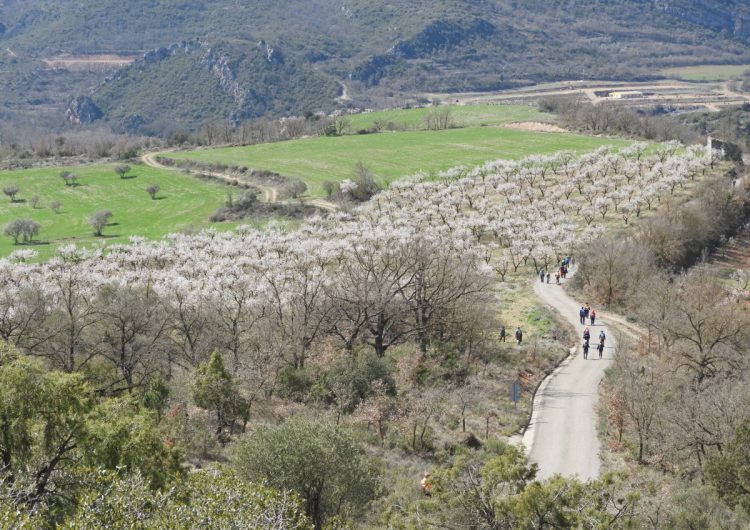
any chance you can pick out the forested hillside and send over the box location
[2,0,750,134]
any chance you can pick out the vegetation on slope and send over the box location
[4,1,750,133]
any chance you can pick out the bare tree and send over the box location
[114,164,131,179]
[614,341,660,463]
[3,219,39,244]
[88,210,113,236]
[3,185,19,202]
[423,108,454,130]
[659,267,750,382]
[92,284,169,392]
[146,184,160,200]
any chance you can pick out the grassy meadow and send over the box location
[0,164,232,259]
[661,63,750,81]
[168,122,630,196]
[346,104,555,132]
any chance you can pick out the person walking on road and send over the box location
[598,330,606,359]
[583,327,590,342]
[583,339,590,359]
[579,306,586,325]
[515,326,523,344]
[590,308,596,326]
[583,304,590,323]
[540,270,545,283]
[546,272,550,284]
[555,272,560,284]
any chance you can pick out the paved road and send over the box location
[521,268,615,482]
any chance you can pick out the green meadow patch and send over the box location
[661,63,750,81]
[346,104,555,132]
[0,164,232,259]
[169,126,630,196]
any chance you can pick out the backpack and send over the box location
[599,331,606,342]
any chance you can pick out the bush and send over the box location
[322,351,395,413]
[60,469,312,529]
[233,416,380,528]
[276,366,313,401]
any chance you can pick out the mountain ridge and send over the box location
[3,0,750,135]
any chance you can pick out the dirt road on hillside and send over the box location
[141,152,338,212]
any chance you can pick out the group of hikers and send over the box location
[499,325,523,344]
[539,256,572,286]
[503,257,607,360]
[578,303,596,325]
[579,302,605,359]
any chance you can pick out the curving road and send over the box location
[521,268,616,481]
[141,152,338,212]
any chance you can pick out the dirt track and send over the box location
[141,152,337,212]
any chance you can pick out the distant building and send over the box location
[706,136,744,164]
[610,90,643,100]
[706,135,725,160]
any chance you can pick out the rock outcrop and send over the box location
[351,18,496,85]
[66,96,103,124]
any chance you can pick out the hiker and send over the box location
[583,327,590,342]
[599,330,606,347]
[590,308,596,326]
[579,306,586,325]
[546,272,550,284]
[560,265,565,279]
[597,339,604,359]
[555,272,560,285]
[515,326,523,344]
[583,339,590,359]
[583,304,590,322]
[540,269,545,283]
[420,472,433,496]
[499,326,506,342]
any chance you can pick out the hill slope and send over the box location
[2,0,750,135]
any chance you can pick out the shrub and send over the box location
[323,352,395,413]
[233,416,380,528]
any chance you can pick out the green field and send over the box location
[0,164,232,259]
[346,104,555,132]
[169,126,630,196]
[661,63,750,81]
